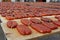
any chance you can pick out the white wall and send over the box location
[46,0,50,2]
[0,0,2,2]
[11,0,16,2]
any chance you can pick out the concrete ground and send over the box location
[0,25,7,40]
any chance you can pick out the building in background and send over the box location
[46,0,60,2]
[1,0,60,2]
[1,0,43,2]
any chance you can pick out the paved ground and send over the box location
[0,25,7,40]
[30,32,60,40]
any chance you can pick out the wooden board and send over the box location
[1,16,60,40]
